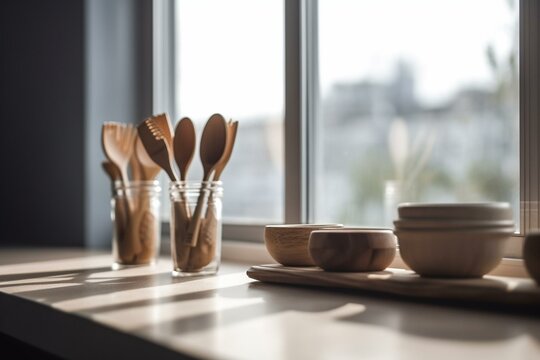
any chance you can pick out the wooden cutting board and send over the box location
[247,264,540,311]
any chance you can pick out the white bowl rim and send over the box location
[265,224,343,229]
[393,219,515,227]
[394,227,516,235]
[311,228,394,234]
[398,202,511,209]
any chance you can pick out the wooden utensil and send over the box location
[102,160,132,260]
[101,160,121,183]
[188,120,238,268]
[172,116,196,247]
[170,117,196,267]
[126,135,161,260]
[186,113,228,246]
[202,119,238,218]
[137,117,178,181]
[213,120,239,181]
[129,153,142,181]
[173,117,196,181]
[101,122,137,186]
[153,113,174,150]
[134,136,161,180]
[101,123,136,239]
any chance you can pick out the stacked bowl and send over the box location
[394,202,515,278]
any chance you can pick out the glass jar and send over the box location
[111,180,161,268]
[169,181,223,276]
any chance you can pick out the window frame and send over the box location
[155,0,539,258]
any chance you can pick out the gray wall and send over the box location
[0,0,152,248]
[0,0,85,246]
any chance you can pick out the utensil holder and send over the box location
[169,181,223,276]
[111,180,161,268]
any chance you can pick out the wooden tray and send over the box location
[247,264,540,311]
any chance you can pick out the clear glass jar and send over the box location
[111,180,161,268]
[169,181,223,276]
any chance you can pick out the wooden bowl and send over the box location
[397,202,513,221]
[264,224,343,266]
[524,232,540,285]
[309,229,396,272]
[395,227,514,278]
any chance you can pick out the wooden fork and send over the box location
[101,122,137,186]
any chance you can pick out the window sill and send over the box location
[1,247,538,359]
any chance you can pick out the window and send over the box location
[313,0,519,227]
[155,0,284,225]
[156,0,539,256]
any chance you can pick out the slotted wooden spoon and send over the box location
[137,117,178,181]
[153,113,174,151]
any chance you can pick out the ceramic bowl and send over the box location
[309,229,396,272]
[264,224,343,266]
[395,227,514,278]
[524,232,540,285]
[393,218,515,230]
[397,202,513,221]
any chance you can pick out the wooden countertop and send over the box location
[0,248,539,359]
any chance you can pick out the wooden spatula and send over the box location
[137,117,178,181]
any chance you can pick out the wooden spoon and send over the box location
[213,120,239,181]
[186,113,228,246]
[173,116,196,221]
[101,122,137,186]
[134,136,161,180]
[189,120,239,268]
[172,117,196,267]
[173,117,196,181]
[137,117,178,181]
[203,120,238,221]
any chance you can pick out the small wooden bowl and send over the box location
[524,232,540,285]
[309,229,396,272]
[265,224,343,266]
